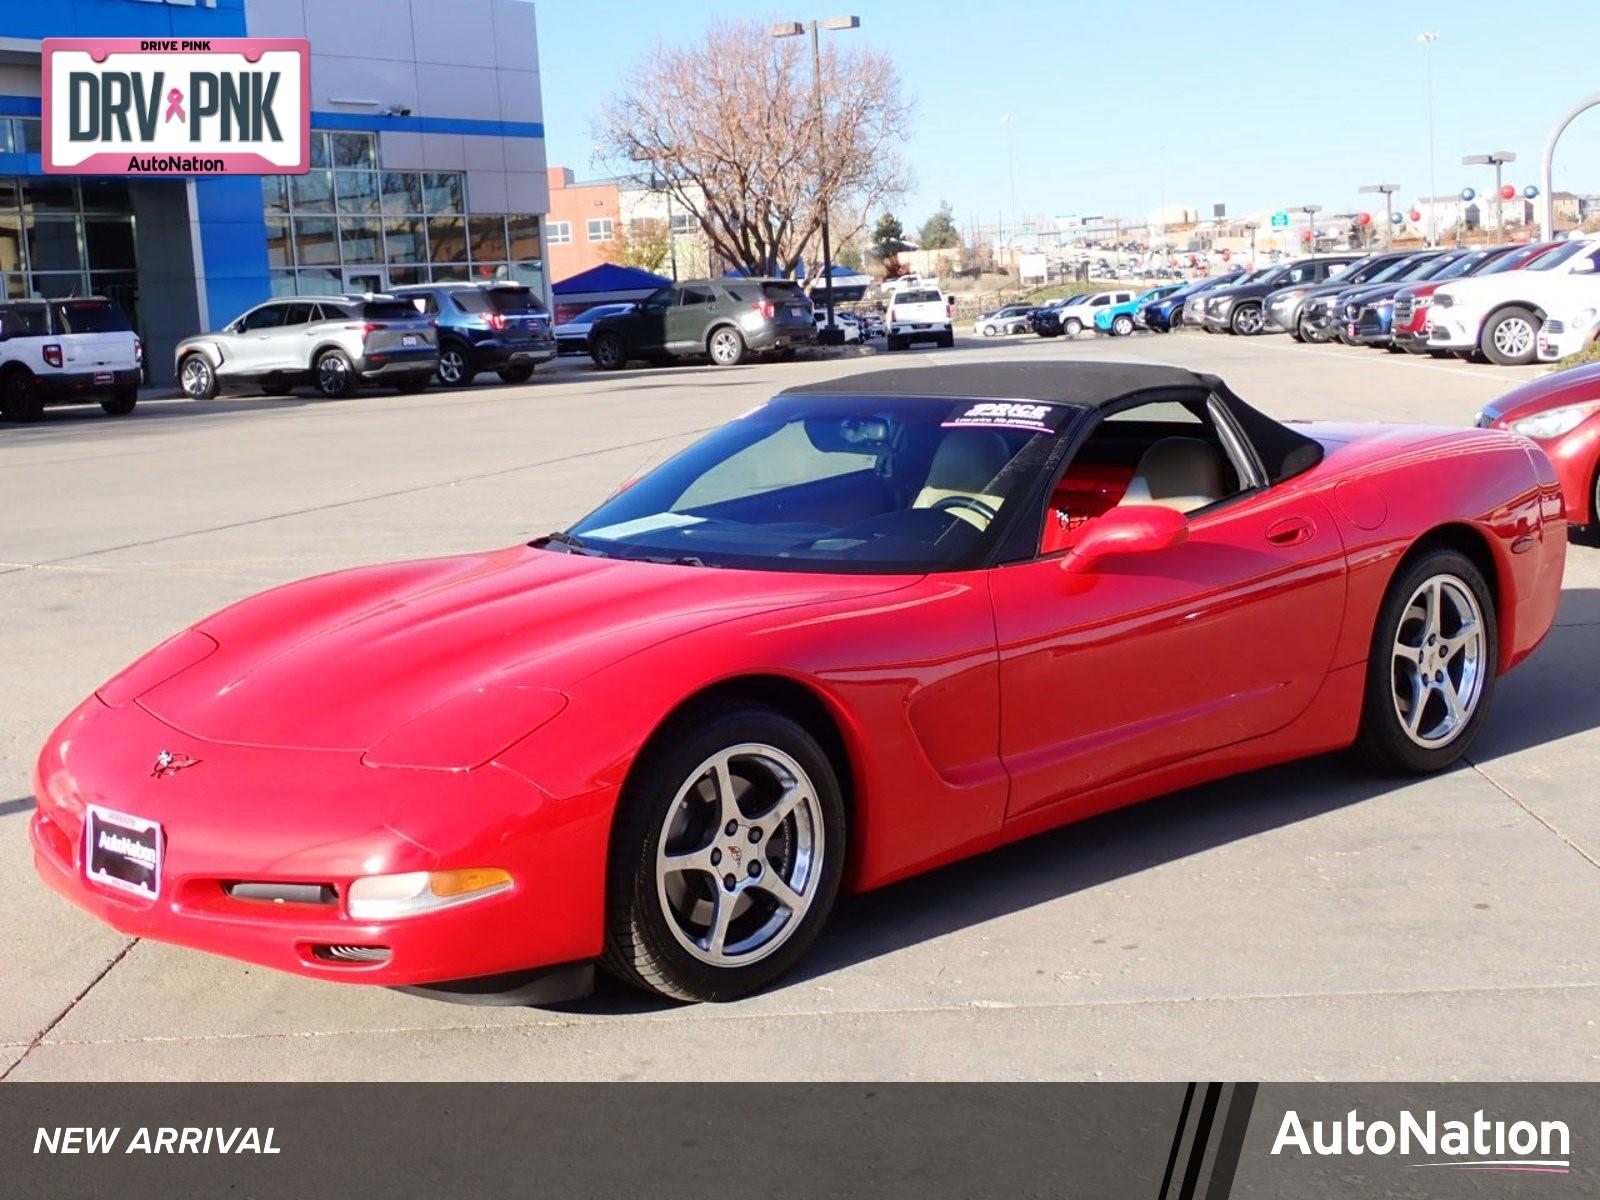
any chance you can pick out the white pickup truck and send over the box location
[885,286,954,350]
[1427,236,1600,365]
[0,297,143,421]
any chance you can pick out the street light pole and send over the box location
[1418,33,1439,246]
[1463,151,1516,238]
[1359,183,1400,247]
[1297,204,1322,258]
[773,15,860,343]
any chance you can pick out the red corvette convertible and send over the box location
[32,363,1565,1004]
[1478,362,1600,531]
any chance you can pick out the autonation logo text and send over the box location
[1272,1108,1571,1174]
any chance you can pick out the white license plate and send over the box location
[401,334,420,347]
[84,804,162,901]
[93,370,113,384]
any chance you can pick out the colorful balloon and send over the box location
[1390,211,1404,224]
[1408,209,1422,222]
[1358,211,1372,226]
[1499,184,1516,201]
[1524,185,1540,200]
[1460,187,1476,202]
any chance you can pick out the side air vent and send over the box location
[312,944,392,964]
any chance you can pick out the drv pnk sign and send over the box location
[42,38,309,176]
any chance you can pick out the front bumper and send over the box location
[1262,299,1302,333]
[1344,307,1394,345]
[1536,318,1590,362]
[1425,309,1480,350]
[31,694,612,988]
[34,367,142,399]
[1200,306,1233,331]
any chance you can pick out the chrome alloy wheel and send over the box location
[654,743,824,967]
[1233,304,1264,334]
[437,346,467,385]
[1391,574,1487,749]
[709,328,742,365]
[180,356,213,398]
[1492,316,1535,359]
[316,354,351,395]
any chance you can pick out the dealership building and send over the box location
[0,0,550,380]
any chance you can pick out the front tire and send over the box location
[100,385,138,416]
[436,343,475,386]
[707,326,746,367]
[1480,307,1540,366]
[314,349,357,398]
[602,703,846,1002]
[1354,548,1497,774]
[178,354,218,400]
[981,324,996,337]
[591,332,627,371]
[1063,318,1083,337]
[1229,303,1264,336]
[1111,314,1135,337]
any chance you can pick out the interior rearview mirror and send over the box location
[1062,505,1188,573]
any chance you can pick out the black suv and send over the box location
[589,278,815,369]
[391,281,555,386]
[1199,255,1362,335]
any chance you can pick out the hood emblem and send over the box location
[151,750,201,779]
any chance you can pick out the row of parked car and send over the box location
[1167,236,1600,366]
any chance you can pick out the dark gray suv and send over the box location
[589,278,815,369]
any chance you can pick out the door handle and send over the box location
[1266,516,1316,547]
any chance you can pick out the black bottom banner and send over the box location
[2,1082,1594,1198]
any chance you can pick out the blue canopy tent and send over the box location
[551,264,671,321]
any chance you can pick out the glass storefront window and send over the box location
[428,264,469,282]
[506,213,541,260]
[511,260,545,292]
[296,268,343,295]
[381,172,423,216]
[339,217,382,265]
[0,214,20,272]
[383,216,425,263]
[264,217,293,268]
[293,216,338,266]
[335,171,380,215]
[309,131,331,169]
[331,132,376,169]
[17,118,41,156]
[426,216,467,263]
[28,217,83,272]
[261,175,289,215]
[270,270,296,297]
[31,272,83,298]
[290,169,334,213]
[469,215,507,264]
[22,180,77,214]
[79,181,130,213]
[83,217,135,270]
[422,173,463,214]
[0,123,14,154]
[386,265,426,287]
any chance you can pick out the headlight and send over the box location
[1275,289,1306,305]
[1510,402,1600,440]
[1434,293,1454,308]
[347,868,513,919]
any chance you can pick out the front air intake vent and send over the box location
[224,881,337,906]
[312,944,392,964]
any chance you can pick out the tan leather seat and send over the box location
[1118,437,1225,514]
[913,429,1011,529]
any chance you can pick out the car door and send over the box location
[988,401,1346,819]
[623,286,675,351]
[669,284,718,350]
[258,302,315,372]
[220,303,290,379]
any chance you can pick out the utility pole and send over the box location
[1418,33,1439,245]
[772,15,861,343]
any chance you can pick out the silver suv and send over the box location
[175,295,438,400]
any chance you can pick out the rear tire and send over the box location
[100,386,137,416]
[937,330,954,348]
[886,334,905,351]
[707,326,746,367]
[1353,548,1497,774]
[314,349,357,398]
[0,367,42,422]
[601,702,846,1002]
[496,364,535,384]
[1479,306,1540,366]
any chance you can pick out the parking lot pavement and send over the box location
[4,329,1597,1081]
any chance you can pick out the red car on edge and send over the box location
[32,364,1566,1004]
[1480,362,1600,530]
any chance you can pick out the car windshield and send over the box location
[1365,256,1428,284]
[1433,251,1495,280]
[895,289,942,304]
[1525,240,1589,271]
[562,394,1072,572]
[451,286,545,314]
[570,306,624,326]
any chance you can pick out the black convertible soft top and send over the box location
[780,362,1323,485]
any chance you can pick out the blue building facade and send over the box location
[0,0,549,379]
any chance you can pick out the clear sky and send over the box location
[534,0,1600,231]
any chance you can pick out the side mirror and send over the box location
[1062,504,1188,573]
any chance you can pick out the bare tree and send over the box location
[595,20,911,278]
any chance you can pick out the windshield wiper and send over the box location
[533,530,609,557]
[625,553,717,567]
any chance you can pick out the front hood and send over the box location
[138,547,915,751]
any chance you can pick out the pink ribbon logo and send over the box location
[164,88,185,123]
